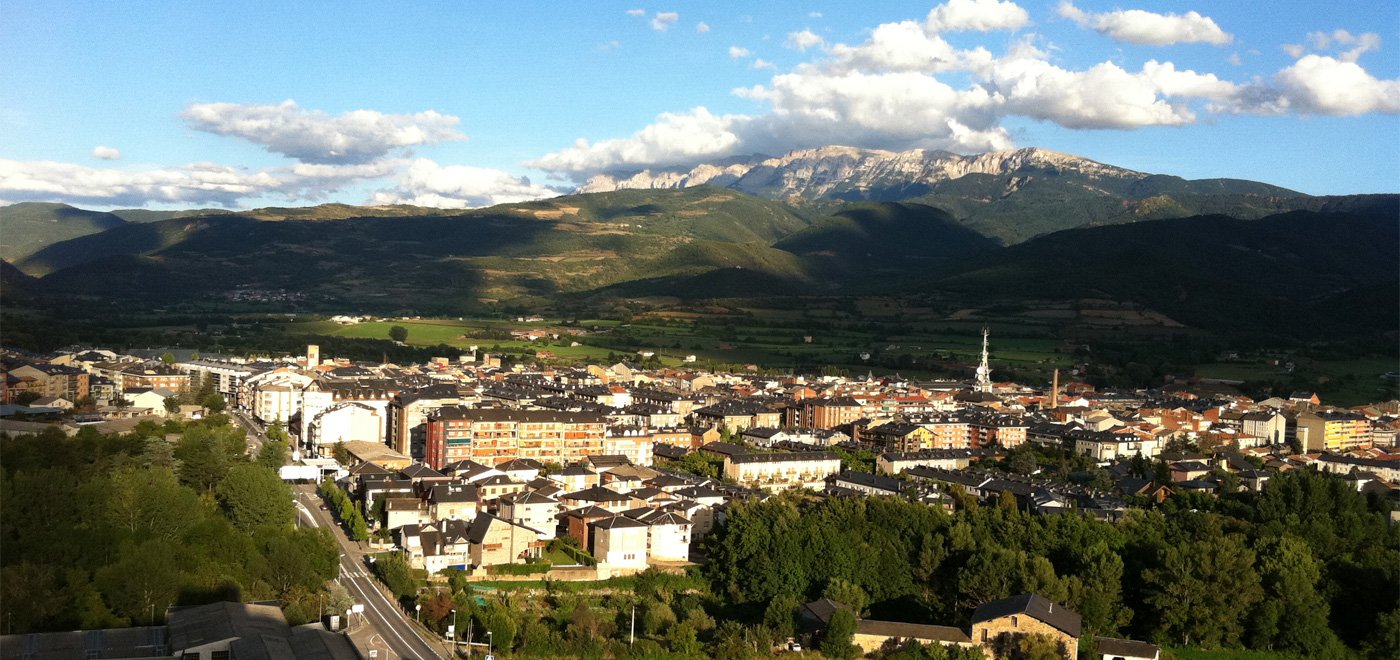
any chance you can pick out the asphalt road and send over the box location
[232,409,267,455]
[294,486,448,660]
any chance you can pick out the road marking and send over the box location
[342,570,439,660]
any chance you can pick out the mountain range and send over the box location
[1,146,1395,342]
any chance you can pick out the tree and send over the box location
[258,438,290,470]
[823,578,870,616]
[762,593,800,641]
[201,393,226,414]
[1249,535,1343,656]
[163,394,181,415]
[160,352,176,364]
[819,608,859,660]
[389,325,409,342]
[1144,534,1263,647]
[332,441,351,465]
[14,391,42,405]
[106,467,202,541]
[215,465,294,532]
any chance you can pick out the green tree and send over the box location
[163,394,181,415]
[332,441,351,465]
[258,438,290,470]
[389,325,409,342]
[819,608,859,660]
[160,352,176,364]
[175,426,239,491]
[95,539,185,624]
[370,553,417,599]
[14,391,42,405]
[823,578,870,616]
[1250,535,1344,656]
[201,393,226,414]
[106,467,202,541]
[1144,534,1263,647]
[762,593,800,641]
[215,465,294,531]
[667,623,702,655]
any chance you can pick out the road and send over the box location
[232,409,268,455]
[294,485,448,660]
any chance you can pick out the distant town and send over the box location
[2,329,1396,659]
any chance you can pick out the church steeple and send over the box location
[974,326,992,393]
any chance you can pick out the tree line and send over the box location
[0,414,346,632]
[703,469,1399,658]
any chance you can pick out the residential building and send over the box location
[591,515,649,568]
[722,451,842,488]
[1297,411,1373,452]
[971,594,1081,660]
[424,407,608,470]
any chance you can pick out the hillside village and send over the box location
[6,340,1398,566]
[3,338,1399,658]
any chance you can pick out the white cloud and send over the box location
[1282,43,1306,58]
[1302,29,1381,62]
[696,21,710,33]
[1058,1,1232,46]
[181,100,464,165]
[1272,55,1400,115]
[728,46,751,59]
[625,9,645,17]
[0,158,399,207]
[926,0,1029,33]
[786,29,824,52]
[1227,52,1242,66]
[526,107,748,175]
[92,146,121,160]
[371,158,559,209]
[598,40,621,52]
[826,20,993,75]
[650,12,678,31]
[808,12,823,19]
[752,58,776,70]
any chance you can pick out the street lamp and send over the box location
[447,608,456,644]
[415,603,421,625]
[488,630,493,655]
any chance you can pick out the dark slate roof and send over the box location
[728,451,839,465]
[972,593,1081,638]
[799,598,850,626]
[562,485,633,502]
[590,515,649,530]
[1094,636,1160,658]
[399,463,447,479]
[698,441,750,457]
[830,470,905,493]
[854,620,971,644]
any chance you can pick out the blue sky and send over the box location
[1,0,1396,209]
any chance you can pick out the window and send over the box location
[1011,616,1018,628]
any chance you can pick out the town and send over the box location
[2,328,1396,659]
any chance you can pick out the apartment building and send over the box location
[425,407,608,470]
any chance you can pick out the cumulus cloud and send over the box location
[926,0,1029,33]
[1058,2,1232,46]
[371,158,559,208]
[526,107,748,175]
[728,46,751,59]
[0,158,399,207]
[1271,55,1400,115]
[827,20,993,75]
[786,29,824,52]
[650,12,678,31]
[92,146,121,160]
[696,21,710,33]
[752,59,776,70]
[181,100,464,165]
[625,9,645,17]
[1296,29,1381,62]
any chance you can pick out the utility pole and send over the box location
[629,604,635,647]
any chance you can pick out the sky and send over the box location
[1,0,1397,210]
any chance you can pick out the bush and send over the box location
[487,562,553,576]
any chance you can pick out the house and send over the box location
[798,598,975,656]
[384,497,430,530]
[426,482,479,521]
[722,451,842,489]
[401,519,471,572]
[971,593,1081,660]
[642,510,692,562]
[555,463,600,492]
[1093,636,1161,660]
[466,513,545,568]
[561,504,616,549]
[1168,461,1212,483]
[827,470,907,498]
[590,515,650,568]
[495,457,545,483]
[165,600,357,659]
[497,490,560,540]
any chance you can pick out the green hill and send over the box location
[934,203,1399,337]
[774,202,996,281]
[24,189,815,308]
[0,202,127,263]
